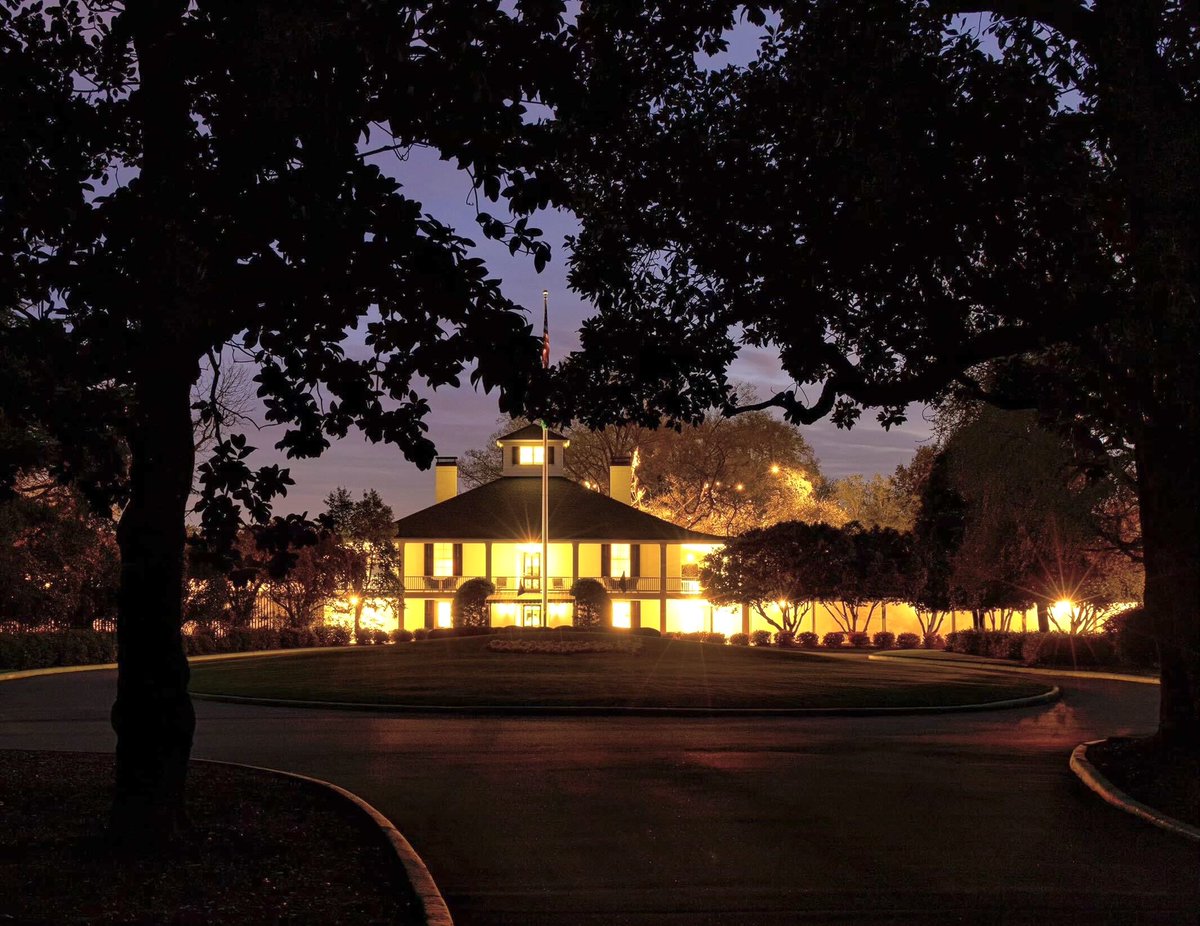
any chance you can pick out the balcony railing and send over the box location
[402,575,705,596]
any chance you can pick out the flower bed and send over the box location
[485,638,641,656]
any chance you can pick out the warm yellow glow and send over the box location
[548,601,572,620]
[685,552,696,564]
[518,445,545,465]
[612,601,632,629]
[770,464,781,475]
[712,605,741,637]
[735,483,744,492]
[1049,599,1075,624]
[436,601,452,628]
[348,595,361,606]
[492,602,519,622]
[678,600,705,634]
[611,543,631,577]
[433,542,455,577]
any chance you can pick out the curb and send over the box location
[193,758,454,926]
[191,685,1061,717]
[0,647,352,683]
[868,651,1159,685]
[1069,740,1200,844]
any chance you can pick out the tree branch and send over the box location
[926,0,1097,48]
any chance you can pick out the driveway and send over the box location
[3,668,1197,925]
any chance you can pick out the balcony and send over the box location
[402,575,466,593]
[597,576,661,594]
[491,576,572,597]
[402,575,704,597]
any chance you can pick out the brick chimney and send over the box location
[435,456,458,503]
[609,455,632,506]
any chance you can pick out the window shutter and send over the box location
[601,544,611,577]
[424,599,434,629]
[423,543,434,576]
[548,446,555,465]
[512,446,519,465]
[453,543,463,576]
[630,544,641,577]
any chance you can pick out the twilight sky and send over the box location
[234,20,937,520]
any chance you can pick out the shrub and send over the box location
[821,632,845,648]
[279,626,317,649]
[749,630,772,647]
[774,630,795,648]
[847,631,871,648]
[412,627,430,640]
[570,578,610,629]
[873,631,896,650]
[1104,607,1156,668]
[390,629,414,643]
[680,631,706,642]
[983,631,1023,661]
[453,577,495,628]
[797,632,820,649]
[728,632,750,646]
[701,632,727,645]
[322,625,351,646]
[1020,632,1117,667]
[945,629,985,656]
[0,630,119,670]
[922,632,945,650]
[896,632,921,649]
[355,628,376,644]
[633,626,661,637]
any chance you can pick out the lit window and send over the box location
[610,543,631,578]
[612,601,632,629]
[436,601,452,628]
[518,445,544,465]
[433,543,455,577]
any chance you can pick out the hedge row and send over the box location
[945,629,1122,667]
[0,630,117,670]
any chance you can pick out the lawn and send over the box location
[188,635,1052,709]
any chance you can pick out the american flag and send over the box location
[541,289,550,369]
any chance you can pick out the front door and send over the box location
[520,603,542,627]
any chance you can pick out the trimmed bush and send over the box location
[0,631,118,670]
[728,632,750,646]
[797,632,820,649]
[1104,607,1156,668]
[922,633,946,650]
[873,631,896,650]
[945,629,985,656]
[412,627,430,640]
[571,577,611,629]
[847,631,871,648]
[821,632,845,648]
[749,630,772,647]
[774,630,795,648]
[1020,632,1117,667]
[390,628,414,643]
[278,627,317,649]
[701,632,727,645]
[453,577,495,628]
[983,631,1024,661]
[896,632,921,649]
[633,626,662,637]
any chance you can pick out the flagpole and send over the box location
[540,289,549,628]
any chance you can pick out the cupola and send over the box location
[496,423,569,477]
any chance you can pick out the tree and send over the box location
[0,482,120,629]
[909,452,968,636]
[453,578,495,628]
[264,535,347,628]
[557,3,1200,750]
[824,525,915,635]
[2,1,567,841]
[323,488,402,641]
[701,521,835,633]
[461,402,833,534]
[570,578,610,629]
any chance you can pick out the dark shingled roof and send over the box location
[394,477,724,543]
[496,423,569,443]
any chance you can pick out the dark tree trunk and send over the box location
[1137,422,1200,753]
[111,364,198,845]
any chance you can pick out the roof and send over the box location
[394,477,725,543]
[495,423,569,443]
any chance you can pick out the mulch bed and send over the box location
[1087,737,1200,830]
[0,750,422,925]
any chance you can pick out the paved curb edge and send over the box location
[189,685,1061,717]
[193,758,454,926]
[1069,740,1200,844]
[0,647,351,682]
[868,651,1159,685]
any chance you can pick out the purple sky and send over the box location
[245,142,936,519]
[235,20,937,520]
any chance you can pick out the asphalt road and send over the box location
[3,666,1198,925]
